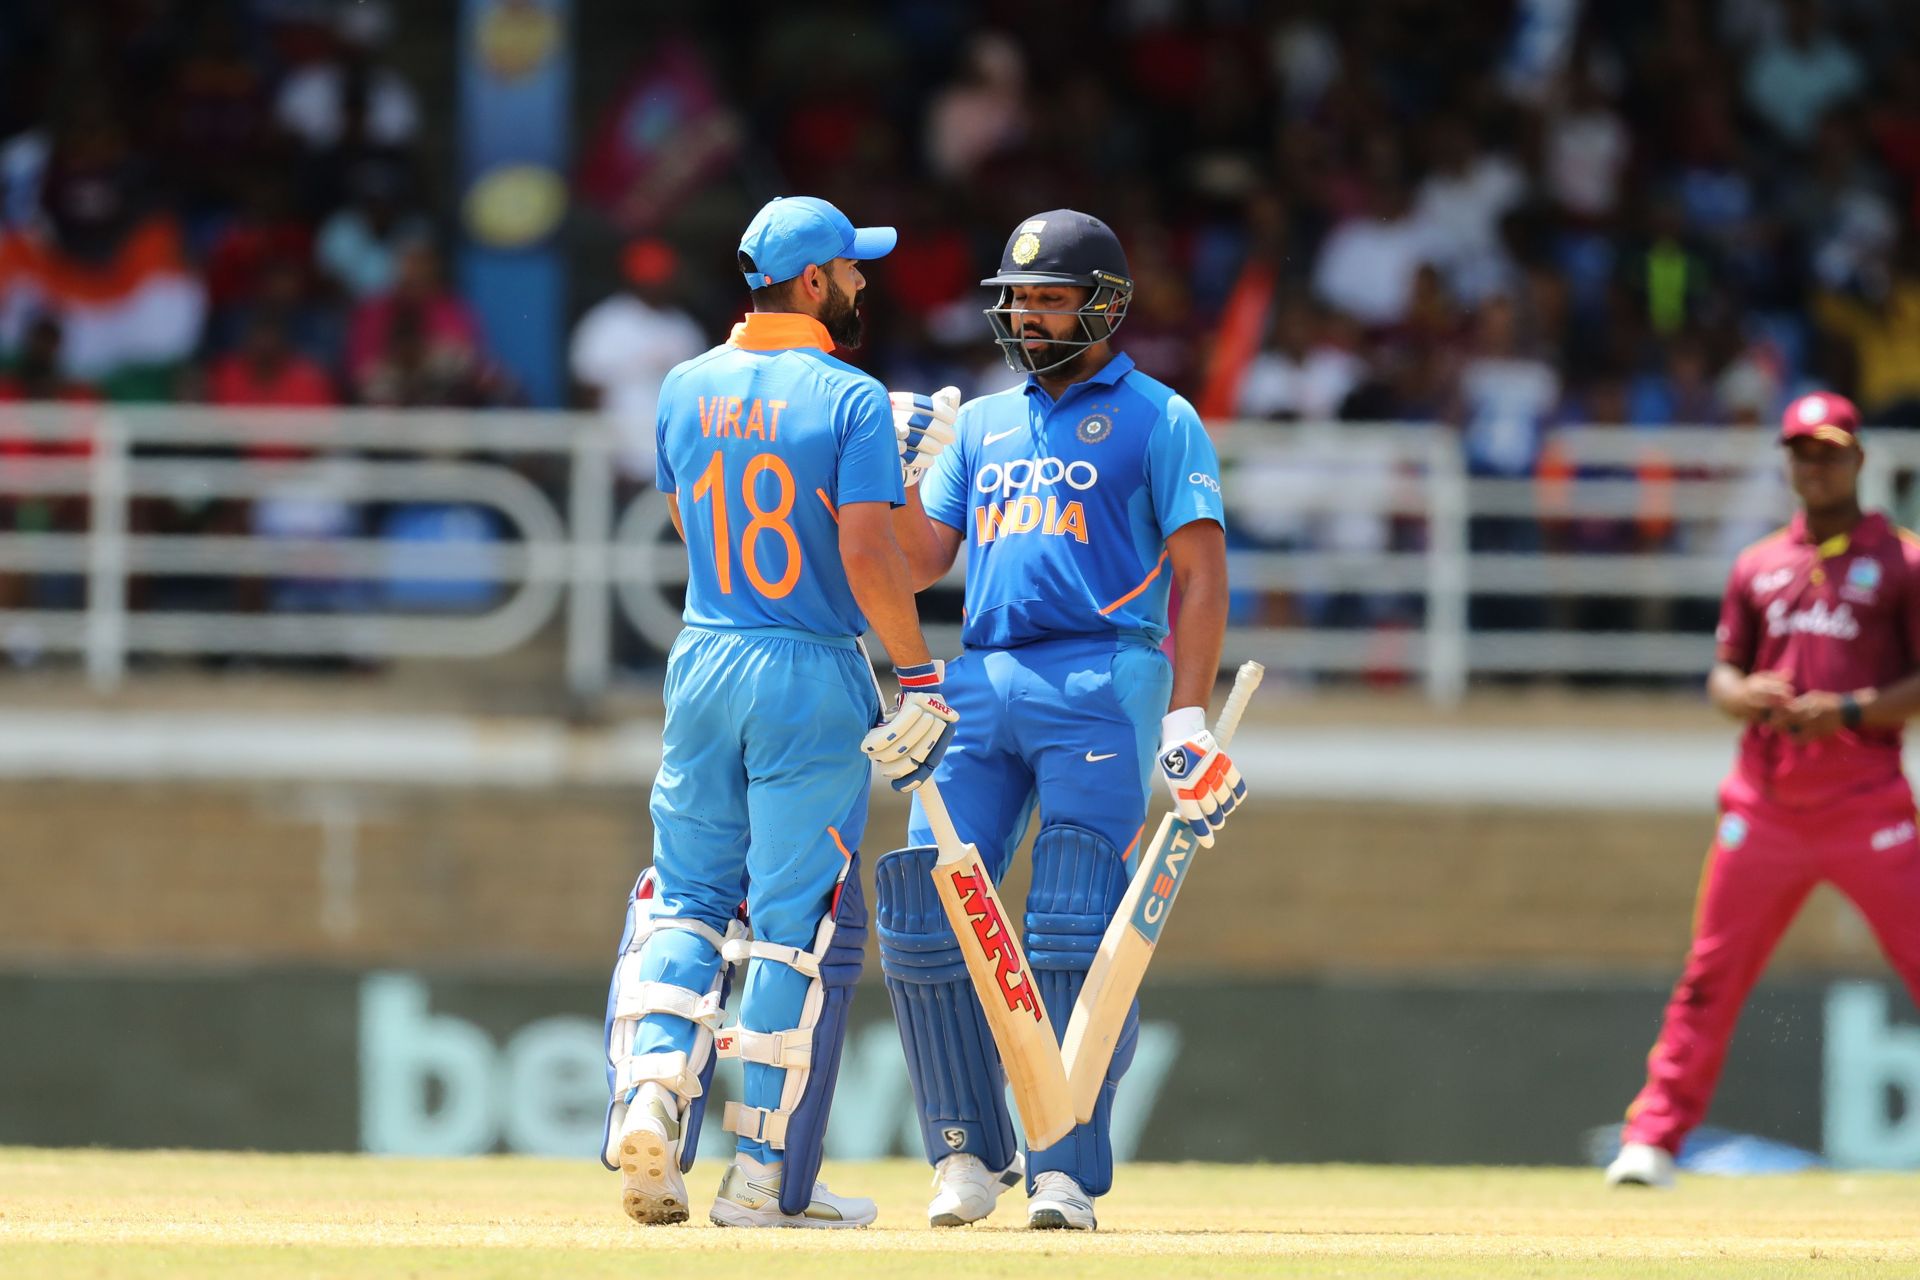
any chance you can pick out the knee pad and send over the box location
[875,845,1017,1174]
[717,853,866,1217]
[1025,823,1136,1196]
[601,867,747,1172]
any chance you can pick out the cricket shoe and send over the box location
[928,1152,1025,1227]
[1605,1142,1677,1189]
[1027,1171,1096,1231]
[615,1084,689,1224]
[708,1154,877,1229]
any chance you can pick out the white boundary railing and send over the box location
[0,406,1903,705]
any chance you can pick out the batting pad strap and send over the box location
[610,970,727,1028]
[614,1049,705,1101]
[723,1100,791,1148]
[717,1025,813,1070]
[638,915,732,954]
[722,937,822,981]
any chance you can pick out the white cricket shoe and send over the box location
[708,1153,877,1229]
[1605,1142,1677,1189]
[1027,1170,1097,1231]
[928,1152,1025,1227]
[615,1084,689,1224]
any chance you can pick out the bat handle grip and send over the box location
[1213,660,1265,749]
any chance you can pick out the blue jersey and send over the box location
[656,313,904,638]
[918,352,1224,649]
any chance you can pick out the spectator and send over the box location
[1312,170,1444,328]
[1742,0,1864,147]
[276,3,419,157]
[1413,116,1527,304]
[346,239,493,406]
[1789,113,1900,294]
[315,158,430,302]
[205,313,355,616]
[1814,239,1920,426]
[0,316,93,617]
[1544,63,1631,221]
[207,315,336,433]
[1236,300,1366,422]
[568,238,706,486]
[1628,333,1722,426]
[1456,294,1561,477]
[925,33,1027,183]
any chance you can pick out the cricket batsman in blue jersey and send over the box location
[881,210,1241,1230]
[600,196,959,1229]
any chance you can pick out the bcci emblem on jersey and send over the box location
[1077,412,1115,444]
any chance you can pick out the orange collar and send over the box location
[728,312,834,352]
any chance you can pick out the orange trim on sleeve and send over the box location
[816,488,838,523]
[728,313,835,352]
[1099,549,1171,616]
[828,825,853,861]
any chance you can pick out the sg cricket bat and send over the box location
[919,777,1077,1151]
[1060,660,1265,1123]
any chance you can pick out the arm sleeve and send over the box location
[834,380,907,508]
[916,405,970,532]
[1148,394,1226,538]
[653,370,679,494]
[1714,557,1756,670]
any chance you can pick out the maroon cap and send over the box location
[1780,391,1862,447]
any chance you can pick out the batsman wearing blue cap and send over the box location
[880,210,1242,1230]
[600,195,958,1229]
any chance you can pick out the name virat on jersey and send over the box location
[698,396,788,441]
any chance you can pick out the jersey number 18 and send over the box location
[689,449,802,599]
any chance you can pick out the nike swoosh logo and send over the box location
[983,427,1023,446]
[1084,751,1118,763]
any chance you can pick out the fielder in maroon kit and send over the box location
[1607,392,1920,1187]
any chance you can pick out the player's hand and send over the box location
[862,660,959,791]
[1779,690,1847,741]
[1157,707,1245,848]
[1741,671,1796,725]
[889,386,960,487]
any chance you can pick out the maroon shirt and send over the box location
[1717,511,1920,808]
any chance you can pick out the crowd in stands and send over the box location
[3,0,1920,658]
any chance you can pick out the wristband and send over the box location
[896,660,942,692]
[1841,692,1863,730]
[1161,706,1206,745]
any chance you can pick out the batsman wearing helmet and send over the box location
[880,211,1239,1230]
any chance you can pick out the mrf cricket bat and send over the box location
[1060,660,1264,1123]
[919,777,1077,1151]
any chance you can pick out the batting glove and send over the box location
[862,660,959,792]
[889,386,960,487]
[1157,706,1246,847]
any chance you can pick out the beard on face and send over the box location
[1021,321,1091,376]
[821,276,864,349]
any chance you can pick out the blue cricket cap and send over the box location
[737,196,896,290]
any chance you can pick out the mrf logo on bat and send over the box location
[946,866,1044,1020]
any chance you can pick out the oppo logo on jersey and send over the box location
[1766,597,1861,640]
[975,456,1100,497]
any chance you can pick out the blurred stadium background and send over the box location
[3,0,1920,1185]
